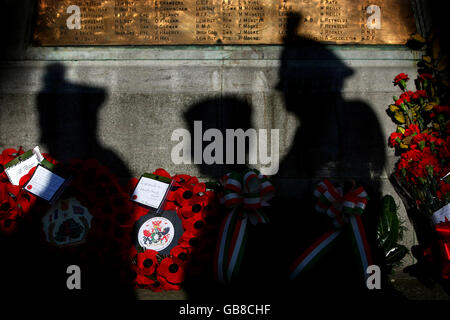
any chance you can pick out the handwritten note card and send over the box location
[5,146,44,186]
[131,176,170,209]
[23,165,65,202]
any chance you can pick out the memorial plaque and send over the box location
[34,0,416,46]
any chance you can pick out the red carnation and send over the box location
[437,181,450,200]
[419,73,433,81]
[393,73,409,89]
[389,132,403,147]
[395,98,407,106]
[399,91,413,102]
[412,90,427,100]
[404,123,420,137]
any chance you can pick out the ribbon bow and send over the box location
[289,179,372,282]
[214,169,274,284]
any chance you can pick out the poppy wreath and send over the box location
[0,148,136,279]
[62,158,136,248]
[128,168,221,292]
[0,147,58,235]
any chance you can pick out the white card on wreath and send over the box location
[432,203,450,224]
[23,165,66,202]
[131,174,171,210]
[5,146,44,186]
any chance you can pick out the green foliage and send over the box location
[377,195,408,270]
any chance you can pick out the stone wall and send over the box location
[0,0,433,271]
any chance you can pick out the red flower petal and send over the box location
[159,256,185,285]
[137,250,158,275]
[152,168,171,178]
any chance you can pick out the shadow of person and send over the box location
[181,96,272,300]
[272,12,395,301]
[37,63,131,184]
[21,63,135,299]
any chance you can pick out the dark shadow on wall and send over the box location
[182,96,272,300]
[37,63,131,183]
[0,63,135,300]
[272,12,401,301]
[180,13,401,302]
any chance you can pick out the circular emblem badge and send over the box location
[138,217,175,251]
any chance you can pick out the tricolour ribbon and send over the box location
[214,169,274,284]
[289,179,372,282]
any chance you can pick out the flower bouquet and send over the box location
[387,32,450,279]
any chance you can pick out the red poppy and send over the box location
[0,184,7,202]
[137,250,158,275]
[179,231,201,248]
[125,177,139,194]
[16,192,37,214]
[136,273,156,287]
[149,275,176,292]
[178,203,203,219]
[172,174,199,186]
[1,148,22,164]
[152,168,171,179]
[163,200,178,211]
[170,245,190,262]
[0,215,18,235]
[182,212,207,236]
[158,256,185,284]
[165,181,182,202]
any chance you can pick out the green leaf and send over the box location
[385,245,408,266]
[377,195,400,252]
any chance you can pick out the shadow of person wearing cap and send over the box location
[37,63,131,183]
[272,12,396,301]
[3,63,136,299]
